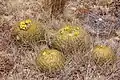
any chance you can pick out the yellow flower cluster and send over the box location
[19,19,32,30]
[60,25,80,37]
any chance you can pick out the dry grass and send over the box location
[0,0,120,80]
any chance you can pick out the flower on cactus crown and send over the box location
[19,19,32,31]
[60,25,80,37]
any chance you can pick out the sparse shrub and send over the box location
[51,25,91,53]
[92,45,116,65]
[12,19,45,44]
[36,49,65,72]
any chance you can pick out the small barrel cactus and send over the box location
[51,25,91,53]
[36,49,65,72]
[12,19,45,43]
[92,45,116,65]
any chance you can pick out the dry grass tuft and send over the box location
[43,0,67,17]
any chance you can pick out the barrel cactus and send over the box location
[92,45,116,65]
[51,25,91,53]
[36,49,65,72]
[12,19,45,44]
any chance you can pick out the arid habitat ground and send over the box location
[0,0,120,80]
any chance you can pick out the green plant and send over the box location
[51,25,91,53]
[36,49,65,72]
[12,19,45,44]
[92,45,116,65]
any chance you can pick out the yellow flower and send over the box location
[74,31,80,36]
[19,19,32,30]
[76,27,80,30]
[64,26,70,31]
[19,24,27,30]
[25,19,32,24]
[20,21,25,25]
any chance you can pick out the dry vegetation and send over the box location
[0,0,120,80]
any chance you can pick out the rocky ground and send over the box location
[0,0,120,80]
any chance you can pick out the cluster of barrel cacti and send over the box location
[12,19,116,72]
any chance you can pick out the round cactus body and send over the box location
[92,45,116,65]
[36,49,65,72]
[51,25,91,53]
[12,19,45,43]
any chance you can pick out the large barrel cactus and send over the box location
[36,49,65,72]
[51,25,91,53]
[12,19,45,44]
